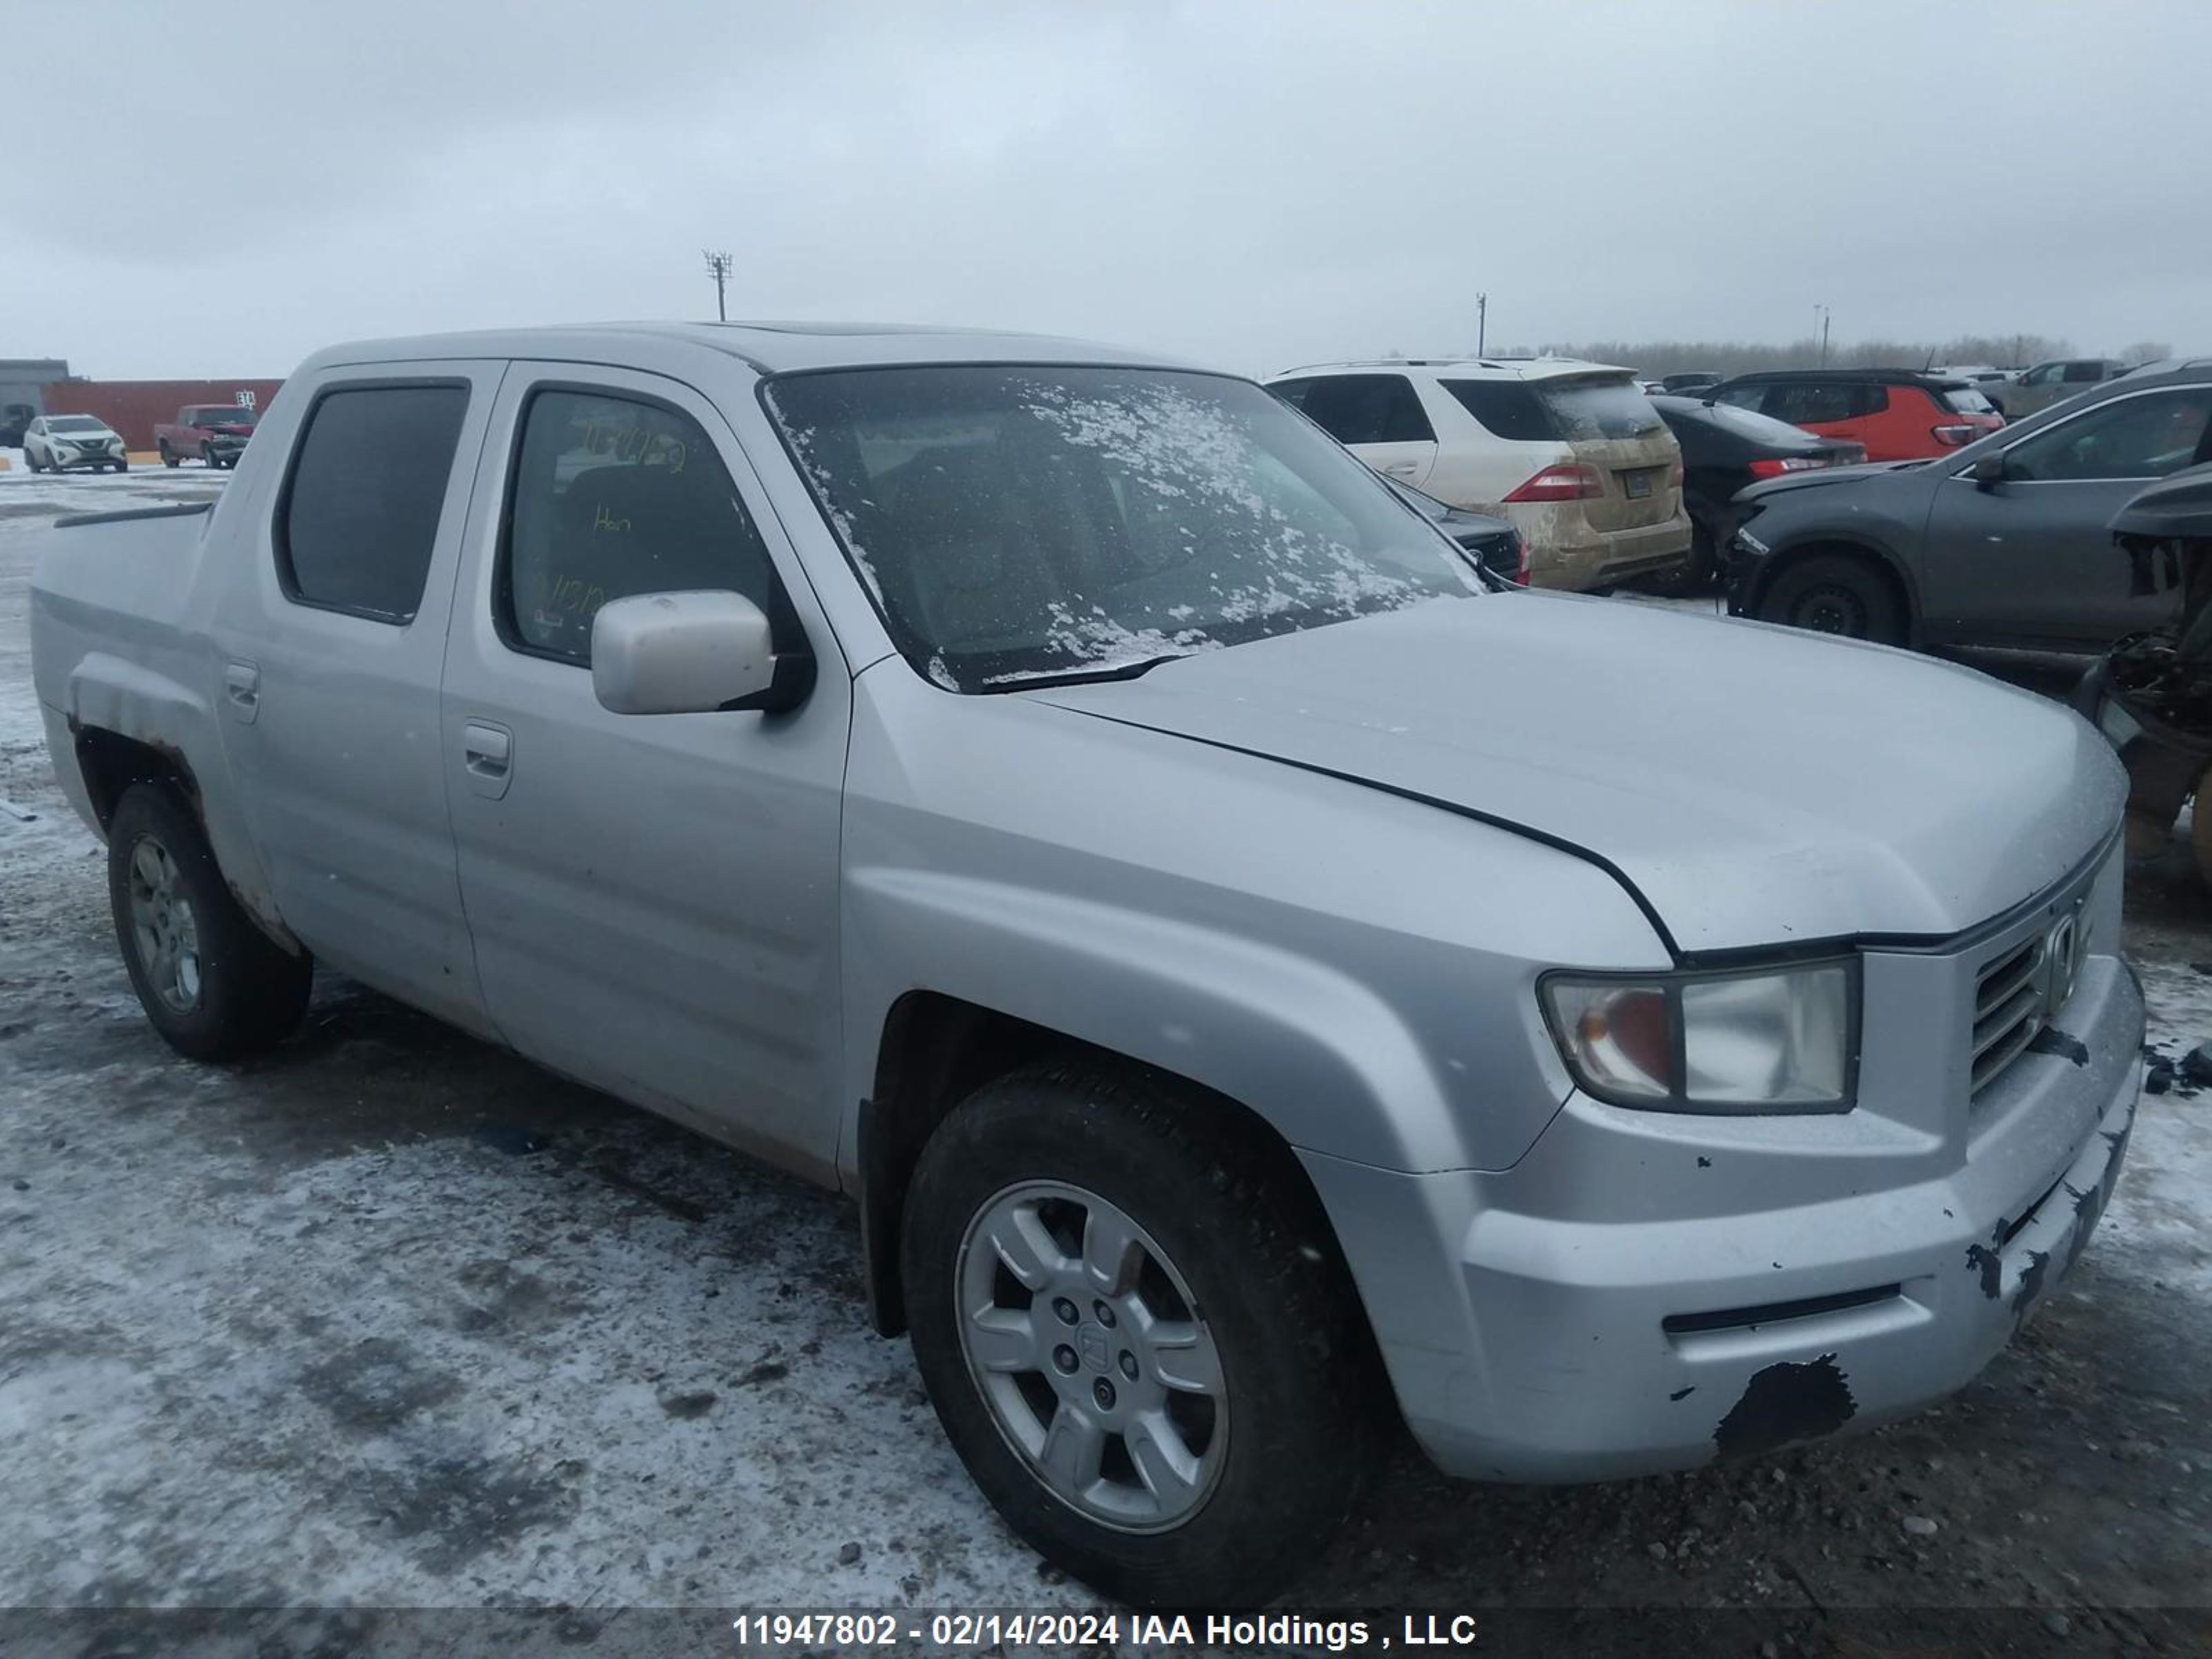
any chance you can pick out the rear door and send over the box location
[1274,373,1438,487]
[1920,384,2212,646]
[1763,379,1884,453]
[211,363,501,1034]
[438,364,850,1172]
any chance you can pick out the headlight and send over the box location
[1541,960,1856,1113]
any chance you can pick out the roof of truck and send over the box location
[306,321,1192,376]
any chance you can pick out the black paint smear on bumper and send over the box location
[1965,1243,2002,1300]
[2009,1248,2051,1320]
[2027,1027,2090,1067]
[1713,1352,1857,1459]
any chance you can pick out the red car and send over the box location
[1706,370,2005,462]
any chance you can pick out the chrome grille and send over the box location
[1970,935,2045,1095]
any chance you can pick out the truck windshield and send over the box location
[766,365,1481,691]
[194,408,254,424]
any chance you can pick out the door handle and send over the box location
[1381,462,1419,479]
[461,721,514,800]
[223,659,260,724]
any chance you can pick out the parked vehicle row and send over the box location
[30,321,2140,1607]
[21,414,129,474]
[1266,357,1691,590]
[1728,359,2212,649]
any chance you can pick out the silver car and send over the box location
[30,324,2141,1606]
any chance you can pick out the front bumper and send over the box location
[48,450,123,470]
[1302,947,2142,1483]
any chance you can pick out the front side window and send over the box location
[277,384,468,622]
[767,365,1483,691]
[500,388,779,665]
[1289,373,1436,446]
[2003,390,2212,482]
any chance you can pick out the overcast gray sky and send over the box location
[6,1,2205,379]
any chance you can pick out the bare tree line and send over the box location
[1407,335,2176,375]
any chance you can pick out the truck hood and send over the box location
[1027,594,2121,955]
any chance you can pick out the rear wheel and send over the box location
[1756,552,1904,644]
[107,784,312,1060]
[901,1062,1375,1607]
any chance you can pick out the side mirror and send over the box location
[1970,453,2008,489]
[590,590,813,715]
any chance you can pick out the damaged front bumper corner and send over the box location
[1300,959,2142,1484]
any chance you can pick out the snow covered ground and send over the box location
[0,480,2206,1648]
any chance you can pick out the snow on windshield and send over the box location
[769,366,1480,691]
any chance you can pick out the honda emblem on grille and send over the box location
[2043,901,2087,1016]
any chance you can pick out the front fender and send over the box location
[844,866,1474,1174]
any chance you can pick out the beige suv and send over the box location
[1267,357,1690,589]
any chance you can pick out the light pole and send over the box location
[703,250,733,323]
[1813,303,1831,366]
[1477,292,1488,356]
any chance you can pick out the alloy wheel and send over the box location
[126,835,203,1013]
[955,1180,1228,1533]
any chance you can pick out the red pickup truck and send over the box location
[155,404,260,469]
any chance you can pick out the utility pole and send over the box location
[1814,303,1831,366]
[702,249,733,323]
[1477,293,1488,356]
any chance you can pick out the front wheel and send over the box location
[200,442,218,469]
[1756,552,1905,644]
[160,441,179,468]
[107,784,312,1060]
[902,1062,1375,1607]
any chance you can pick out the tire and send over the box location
[1756,552,1904,645]
[112,460,128,474]
[160,441,179,469]
[26,449,44,474]
[106,784,312,1061]
[200,442,218,469]
[901,1061,1376,1607]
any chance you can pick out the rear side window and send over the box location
[1765,382,1877,425]
[1712,384,1766,412]
[500,387,779,666]
[1441,379,1555,442]
[2063,361,2106,383]
[1292,374,1436,445]
[277,384,469,622]
[1533,378,1664,441]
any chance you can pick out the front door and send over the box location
[439,365,850,1175]
[1920,384,2212,647]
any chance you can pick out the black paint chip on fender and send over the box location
[1713,1352,1858,1459]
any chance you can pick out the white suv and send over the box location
[1266,358,1690,590]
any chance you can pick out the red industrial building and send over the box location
[39,378,287,450]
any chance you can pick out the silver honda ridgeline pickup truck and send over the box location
[31,324,2141,1606]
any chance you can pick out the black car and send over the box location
[1383,475,1524,580]
[1659,371,1722,395]
[1644,395,1864,592]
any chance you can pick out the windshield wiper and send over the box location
[979,652,1197,692]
